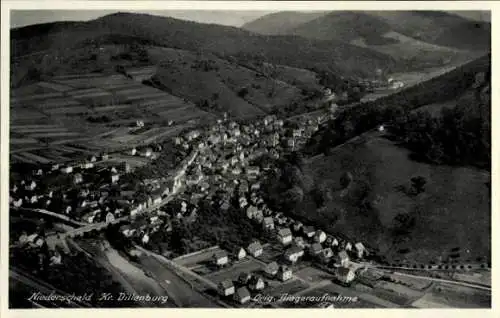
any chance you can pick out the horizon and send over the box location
[10,9,490,29]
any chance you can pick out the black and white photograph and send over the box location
[3,1,494,312]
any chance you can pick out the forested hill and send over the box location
[11,12,400,79]
[306,54,491,169]
[243,10,491,52]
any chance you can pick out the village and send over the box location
[9,95,490,309]
[9,102,374,306]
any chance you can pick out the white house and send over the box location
[105,212,115,223]
[284,246,304,263]
[262,217,275,230]
[277,265,293,281]
[335,267,356,285]
[277,228,293,245]
[25,180,37,191]
[314,230,327,244]
[73,173,83,185]
[218,280,235,296]
[213,250,229,266]
[248,276,265,291]
[354,242,366,259]
[234,287,251,304]
[247,241,263,257]
[60,166,73,174]
[336,250,350,267]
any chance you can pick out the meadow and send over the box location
[304,129,490,264]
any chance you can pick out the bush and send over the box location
[238,87,249,98]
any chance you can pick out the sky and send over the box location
[10,10,490,29]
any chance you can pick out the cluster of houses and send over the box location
[211,240,292,305]
[9,151,148,225]
[247,207,367,285]
[121,110,368,287]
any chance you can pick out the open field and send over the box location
[266,279,310,297]
[411,282,491,308]
[10,71,211,163]
[204,258,265,285]
[148,46,307,118]
[295,267,335,284]
[173,246,223,267]
[305,129,490,264]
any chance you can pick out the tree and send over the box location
[392,212,416,236]
[285,186,304,205]
[410,176,427,195]
[340,171,353,189]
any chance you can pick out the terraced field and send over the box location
[10,72,212,164]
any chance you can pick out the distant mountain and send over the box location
[242,11,328,35]
[242,10,490,52]
[288,11,396,45]
[11,12,400,79]
[367,11,490,51]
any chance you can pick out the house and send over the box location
[303,226,315,239]
[232,247,247,261]
[234,287,251,304]
[130,148,137,156]
[25,180,37,191]
[236,180,249,193]
[250,182,261,192]
[89,155,97,163]
[264,261,279,278]
[213,250,229,267]
[248,276,265,291]
[247,241,263,257]
[335,267,356,285]
[292,221,303,233]
[218,280,235,297]
[355,242,366,259]
[277,265,293,282]
[253,209,264,223]
[186,130,200,141]
[320,248,334,262]
[138,148,152,158]
[345,242,353,252]
[326,236,339,248]
[284,246,304,263]
[246,166,260,178]
[49,252,62,265]
[73,173,83,185]
[336,250,350,267]
[238,272,252,285]
[13,198,23,208]
[141,232,150,245]
[51,163,60,171]
[293,237,306,249]
[309,243,323,256]
[239,197,248,209]
[105,212,115,223]
[277,228,293,245]
[314,230,327,244]
[111,174,120,183]
[262,217,275,231]
[246,205,259,219]
[120,162,131,173]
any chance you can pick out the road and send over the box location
[390,271,491,292]
[353,261,491,291]
[138,254,218,307]
[11,207,86,227]
[135,245,218,291]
